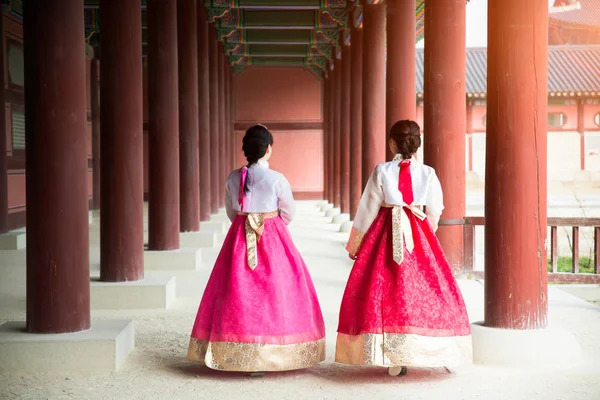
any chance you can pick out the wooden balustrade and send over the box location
[439,217,600,283]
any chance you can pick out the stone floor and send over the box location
[1,201,600,399]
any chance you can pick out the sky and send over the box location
[416,0,559,48]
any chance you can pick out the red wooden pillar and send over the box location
[147,0,180,250]
[349,23,363,219]
[197,6,211,221]
[340,44,351,215]
[324,74,331,203]
[386,0,416,161]
[485,0,548,329]
[328,71,335,204]
[362,3,386,188]
[100,0,144,282]
[91,59,101,210]
[323,76,329,202]
[423,0,466,273]
[24,0,90,332]
[229,66,235,171]
[333,57,342,208]
[208,29,220,213]
[0,11,7,234]
[224,64,231,173]
[218,48,226,206]
[178,0,200,232]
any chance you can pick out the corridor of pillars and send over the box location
[323,0,549,330]
[23,0,235,334]
[18,0,548,337]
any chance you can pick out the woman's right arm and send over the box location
[425,171,444,232]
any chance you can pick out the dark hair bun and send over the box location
[240,125,274,193]
[389,120,421,159]
[242,124,274,166]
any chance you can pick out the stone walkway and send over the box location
[1,201,600,399]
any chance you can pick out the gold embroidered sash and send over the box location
[382,203,427,265]
[237,210,279,270]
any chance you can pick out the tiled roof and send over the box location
[416,45,600,96]
[549,0,600,29]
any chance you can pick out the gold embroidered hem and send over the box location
[335,332,472,367]
[237,210,279,270]
[187,337,326,372]
[346,227,365,257]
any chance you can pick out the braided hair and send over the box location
[241,124,274,193]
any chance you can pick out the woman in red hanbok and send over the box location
[335,120,472,376]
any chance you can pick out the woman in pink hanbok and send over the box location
[335,120,472,376]
[187,124,326,374]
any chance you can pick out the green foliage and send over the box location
[548,256,595,274]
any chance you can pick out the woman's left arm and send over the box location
[277,175,296,225]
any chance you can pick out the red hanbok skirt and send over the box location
[335,207,472,367]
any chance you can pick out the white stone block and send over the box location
[471,322,582,368]
[325,207,341,218]
[180,231,219,248]
[89,211,94,224]
[340,220,353,233]
[90,275,176,310]
[320,203,334,212]
[144,248,202,270]
[315,200,328,207]
[332,213,350,224]
[200,221,229,235]
[0,320,135,372]
[0,232,26,250]
[0,250,26,267]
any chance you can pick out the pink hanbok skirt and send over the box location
[187,211,326,371]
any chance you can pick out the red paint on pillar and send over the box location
[340,46,351,214]
[362,3,386,189]
[349,25,363,220]
[325,75,333,203]
[323,77,329,202]
[423,0,466,273]
[24,0,90,332]
[209,30,220,213]
[386,0,416,162]
[147,0,180,250]
[178,0,200,232]
[91,59,101,210]
[218,49,226,207]
[197,6,211,221]
[225,65,231,173]
[485,0,548,329]
[100,0,144,282]
[0,11,7,234]
[333,59,342,208]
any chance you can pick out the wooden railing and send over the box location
[439,217,600,283]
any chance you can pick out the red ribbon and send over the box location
[398,160,414,205]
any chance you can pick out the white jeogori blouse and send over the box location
[224,159,296,224]
[347,154,444,256]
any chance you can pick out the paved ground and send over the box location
[1,201,600,400]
